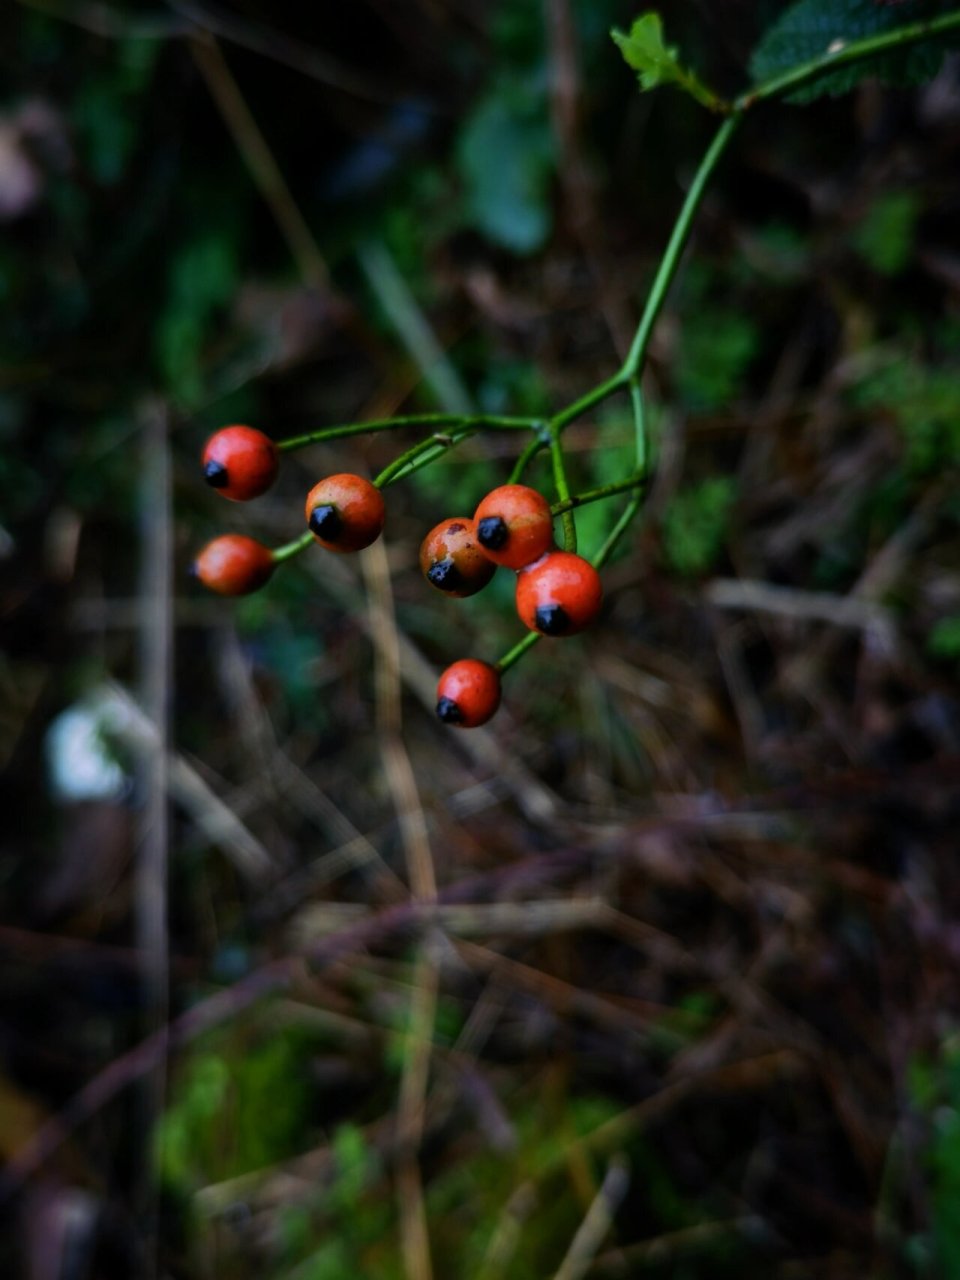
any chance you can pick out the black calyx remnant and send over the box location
[436,696,463,724]
[535,604,570,635]
[477,516,508,550]
[309,504,342,540]
[427,558,464,592]
[204,459,228,488]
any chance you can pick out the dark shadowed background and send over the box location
[2,1,960,1276]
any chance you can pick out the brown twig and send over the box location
[189,32,329,292]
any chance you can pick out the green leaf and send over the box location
[750,0,960,104]
[611,12,723,109]
[611,13,683,93]
[457,80,554,255]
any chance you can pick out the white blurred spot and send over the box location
[46,691,129,802]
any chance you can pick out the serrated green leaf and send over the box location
[750,0,960,104]
[611,13,683,92]
[612,12,727,110]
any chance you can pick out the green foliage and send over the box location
[71,39,158,185]
[156,230,240,406]
[611,14,687,93]
[155,1026,317,1194]
[611,12,723,109]
[662,477,736,577]
[750,0,960,103]
[927,617,960,661]
[456,78,555,255]
[676,309,760,412]
[850,352,960,474]
[908,1035,960,1275]
[852,190,921,275]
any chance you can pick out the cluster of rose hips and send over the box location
[193,424,603,728]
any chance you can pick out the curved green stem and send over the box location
[374,428,476,488]
[494,630,541,676]
[550,370,627,434]
[278,413,536,453]
[508,434,547,485]
[622,112,742,380]
[270,529,314,564]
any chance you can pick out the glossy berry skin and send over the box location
[202,425,279,501]
[419,517,496,598]
[515,550,603,636]
[305,474,386,553]
[192,534,275,596]
[473,484,554,571]
[436,659,501,728]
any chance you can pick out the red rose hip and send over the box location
[473,484,554,570]
[419,517,496,597]
[305,474,386,553]
[192,534,275,596]
[202,425,279,501]
[515,550,603,636]
[436,659,501,728]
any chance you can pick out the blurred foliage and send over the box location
[851,190,921,276]
[661,477,736,577]
[457,77,555,255]
[155,1026,319,1194]
[907,1036,960,1276]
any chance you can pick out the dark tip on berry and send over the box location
[446,521,466,534]
[535,604,570,635]
[477,515,508,550]
[436,696,463,724]
[427,558,464,592]
[204,459,228,488]
[309,504,342,540]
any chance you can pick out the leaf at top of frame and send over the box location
[611,12,686,93]
[749,0,960,103]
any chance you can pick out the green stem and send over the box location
[278,413,536,452]
[508,434,547,485]
[592,492,644,571]
[494,630,541,676]
[549,432,577,552]
[374,428,476,488]
[737,10,960,109]
[622,112,742,379]
[551,473,646,517]
[629,376,646,478]
[270,529,314,564]
[550,370,627,434]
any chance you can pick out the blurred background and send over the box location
[3,0,960,1275]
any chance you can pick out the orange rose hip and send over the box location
[419,517,496,597]
[192,534,276,596]
[305,474,386,552]
[436,659,501,727]
[515,550,602,636]
[202,425,279,501]
[473,484,554,570]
